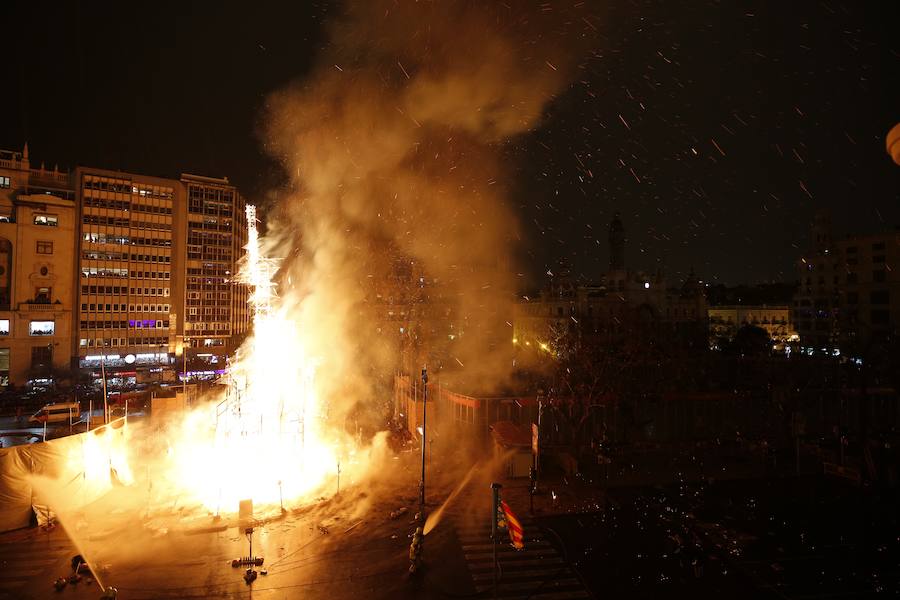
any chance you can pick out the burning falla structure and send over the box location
[168,204,348,512]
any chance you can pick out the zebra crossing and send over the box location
[450,510,593,600]
[0,529,76,599]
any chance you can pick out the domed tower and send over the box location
[609,212,625,272]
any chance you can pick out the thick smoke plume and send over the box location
[264,1,591,424]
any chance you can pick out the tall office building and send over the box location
[74,167,182,377]
[180,174,249,370]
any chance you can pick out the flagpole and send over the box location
[491,482,501,600]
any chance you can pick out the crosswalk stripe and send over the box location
[455,524,536,535]
[499,591,591,600]
[463,541,552,552]
[471,568,574,582]
[466,556,566,569]
[455,523,536,533]
[475,578,582,593]
[463,545,554,555]
[458,535,540,545]
[449,505,592,600]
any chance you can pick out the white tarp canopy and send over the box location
[0,419,129,532]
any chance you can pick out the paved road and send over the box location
[0,449,480,600]
[446,503,592,600]
[544,475,900,599]
[0,527,78,599]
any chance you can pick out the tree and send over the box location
[729,325,771,357]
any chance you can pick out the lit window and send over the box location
[29,321,55,336]
[0,319,9,335]
[0,176,10,188]
[33,214,59,227]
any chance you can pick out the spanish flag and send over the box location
[499,500,525,550]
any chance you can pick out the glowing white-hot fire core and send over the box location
[170,205,340,512]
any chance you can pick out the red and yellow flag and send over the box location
[499,500,525,549]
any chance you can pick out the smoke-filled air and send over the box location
[263,0,589,412]
[22,0,591,590]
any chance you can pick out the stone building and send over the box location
[513,214,707,354]
[708,305,797,350]
[0,145,76,386]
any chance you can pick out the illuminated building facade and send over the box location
[1,146,253,385]
[708,305,797,349]
[180,174,249,369]
[74,167,181,375]
[0,145,76,386]
[513,215,707,353]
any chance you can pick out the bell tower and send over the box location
[609,212,625,271]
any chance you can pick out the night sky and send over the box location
[5,0,899,287]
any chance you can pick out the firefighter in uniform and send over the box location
[408,526,424,573]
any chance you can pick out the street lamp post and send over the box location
[100,353,109,425]
[419,366,428,519]
[182,336,189,397]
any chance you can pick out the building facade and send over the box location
[0,146,76,387]
[708,305,796,349]
[835,231,900,354]
[513,215,707,354]
[74,167,182,378]
[180,174,249,370]
[2,145,254,387]
[794,211,900,356]
[794,211,840,352]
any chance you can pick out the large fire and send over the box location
[165,205,345,513]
